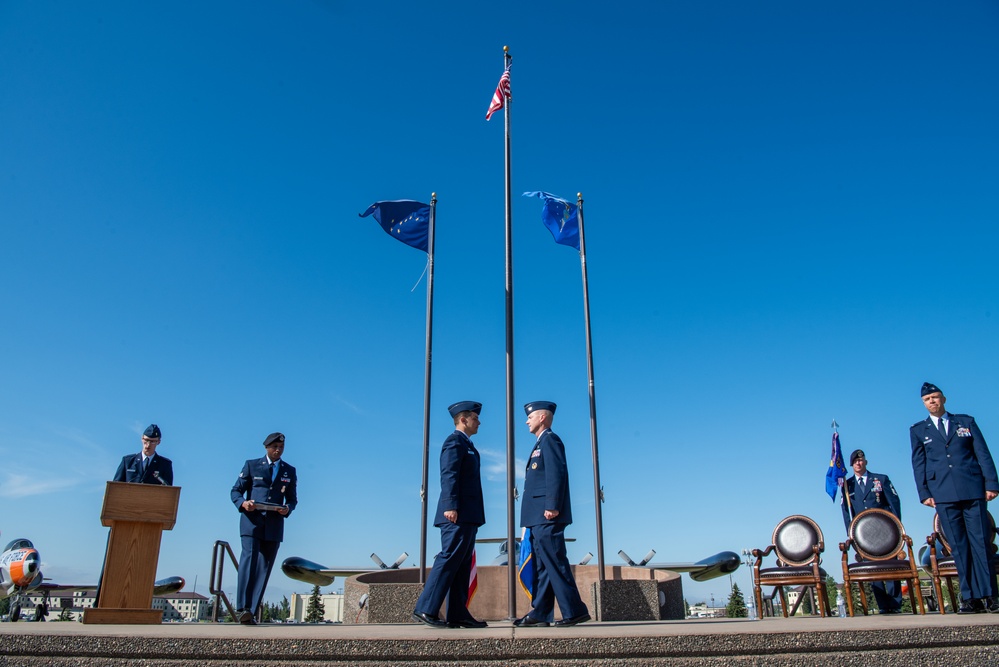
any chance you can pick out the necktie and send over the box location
[269,462,275,483]
[938,418,947,437]
[142,457,148,473]
[858,476,866,493]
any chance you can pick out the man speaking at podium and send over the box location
[230,431,298,625]
[113,424,173,485]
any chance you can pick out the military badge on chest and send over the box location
[872,478,882,503]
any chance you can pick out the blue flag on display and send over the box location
[359,200,431,252]
[825,431,847,501]
[523,191,580,250]
[518,527,536,601]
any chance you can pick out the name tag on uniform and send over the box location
[253,476,264,481]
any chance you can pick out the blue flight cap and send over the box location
[524,401,557,416]
[263,432,285,447]
[143,424,161,439]
[448,401,482,418]
[921,382,942,397]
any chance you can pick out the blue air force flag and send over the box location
[518,527,536,601]
[825,431,847,502]
[523,191,580,250]
[359,200,431,252]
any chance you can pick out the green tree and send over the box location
[261,602,279,622]
[825,576,838,615]
[305,584,325,623]
[683,598,691,618]
[800,587,813,615]
[279,595,291,621]
[57,606,74,622]
[725,583,748,618]
[0,597,9,618]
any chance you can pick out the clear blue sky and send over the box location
[2,1,998,609]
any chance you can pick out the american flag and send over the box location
[467,550,478,603]
[485,68,510,121]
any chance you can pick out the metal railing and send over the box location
[209,540,240,622]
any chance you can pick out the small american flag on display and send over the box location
[485,67,510,120]
[467,550,478,603]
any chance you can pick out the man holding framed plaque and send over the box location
[230,431,298,624]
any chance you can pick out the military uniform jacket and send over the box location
[113,453,174,486]
[433,430,485,527]
[841,471,901,531]
[520,429,573,527]
[911,413,999,504]
[230,457,298,542]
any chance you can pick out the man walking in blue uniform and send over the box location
[230,431,298,624]
[841,448,903,613]
[514,401,590,627]
[911,382,999,614]
[113,424,173,485]
[413,401,487,628]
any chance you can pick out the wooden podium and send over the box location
[83,481,180,625]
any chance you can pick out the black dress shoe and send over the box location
[957,600,981,614]
[237,610,255,625]
[982,597,999,613]
[554,613,591,627]
[447,617,488,628]
[412,611,448,627]
[513,614,550,627]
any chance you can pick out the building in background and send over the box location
[21,590,210,622]
[289,591,344,623]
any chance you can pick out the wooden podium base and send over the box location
[83,608,164,625]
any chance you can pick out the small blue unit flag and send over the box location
[523,191,580,250]
[359,200,431,252]
[825,431,847,501]
[518,527,536,601]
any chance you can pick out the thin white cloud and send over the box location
[0,473,79,498]
[477,446,526,483]
[332,394,366,416]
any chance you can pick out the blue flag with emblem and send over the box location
[359,200,431,252]
[825,431,847,501]
[518,527,536,601]
[523,191,580,250]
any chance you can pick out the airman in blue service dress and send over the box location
[841,448,903,612]
[113,424,174,485]
[911,382,999,614]
[514,401,590,628]
[413,401,487,629]
[230,431,298,624]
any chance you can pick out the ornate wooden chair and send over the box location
[840,508,925,615]
[751,515,830,618]
[925,510,998,614]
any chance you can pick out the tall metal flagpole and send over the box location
[419,194,437,584]
[577,193,606,581]
[833,419,852,518]
[501,45,518,620]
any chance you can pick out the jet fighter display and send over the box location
[281,552,410,587]
[0,532,185,622]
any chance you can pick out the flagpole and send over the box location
[833,420,853,520]
[577,193,606,581]
[501,45,518,620]
[419,194,437,584]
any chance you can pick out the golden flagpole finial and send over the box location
[503,45,509,52]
